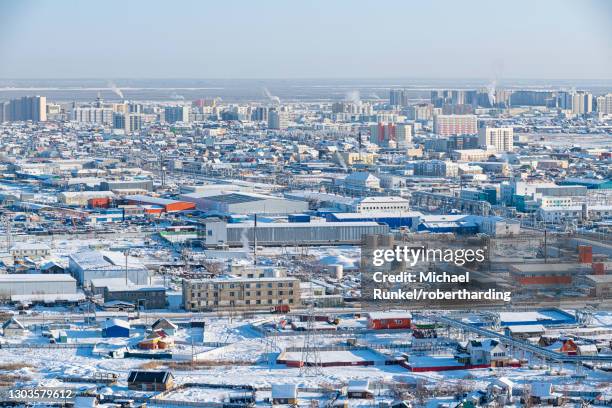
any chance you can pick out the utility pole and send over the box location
[124,251,129,286]
[253,214,258,266]
[300,304,322,376]
[543,229,548,264]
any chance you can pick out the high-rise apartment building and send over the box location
[268,108,289,130]
[251,106,269,121]
[431,90,478,107]
[113,112,142,133]
[0,96,47,122]
[433,114,477,136]
[389,89,410,106]
[478,127,514,152]
[407,103,433,121]
[596,94,612,115]
[164,105,190,123]
[571,91,593,115]
[370,123,412,148]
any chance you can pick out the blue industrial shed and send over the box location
[499,309,576,327]
[326,211,421,229]
[102,318,131,337]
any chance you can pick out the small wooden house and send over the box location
[127,371,174,392]
[347,380,373,399]
[137,330,174,350]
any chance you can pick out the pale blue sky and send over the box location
[0,0,610,79]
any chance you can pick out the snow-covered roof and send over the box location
[70,250,145,271]
[10,242,51,251]
[506,324,546,333]
[356,196,409,204]
[104,318,130,329]
[2,317,25,330]
[468,338,504,352]
[347,380,371,392]
[271,384,297,399]
[0,273,76,283]
[368,311,412,320]
[531,382,554,398]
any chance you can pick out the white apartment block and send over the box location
[478,127,514,152]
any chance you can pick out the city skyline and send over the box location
[0,0,611,80]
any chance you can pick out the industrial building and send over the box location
[343,172,380,191]
[182,276,301,311]
[509,263,587,287]
[200,219,390,247]
[90,278,166,309]
[0,274,77,299]
[9,243,51,259]
[125,195,196,212]
[558,178,612,190]
[537,205,612,223]
[583,275,612,298]
[417,215,480,234]
[181,191,308,215]
[326,211,422,230]
[100,179,153,192]
[58,191,115,206]
[352,196,410,213]
[68,250,149,286]
[477,216,521,237]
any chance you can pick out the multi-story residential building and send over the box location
[182,276,301,311]
[389,89,410,106]
[126,113,143,133]
[251,106,269,121]
[164,105,190,123]
[407,103,433,121]
[413,160,458,177]
[369,123,412,148]
[73,106,113,124]
[268,108,289,130]
[451,148,496,161]
[430,90,478,107]
[478,127,514,152]
[0,96,47,122]
[571,91,593,115]
[433,114,477,136]
[596,93,612,115]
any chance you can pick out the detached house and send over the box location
[151,318,178,336]
[127,371,174,392]
[466,339,508,367]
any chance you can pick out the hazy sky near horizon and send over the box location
[0,0,610,80]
